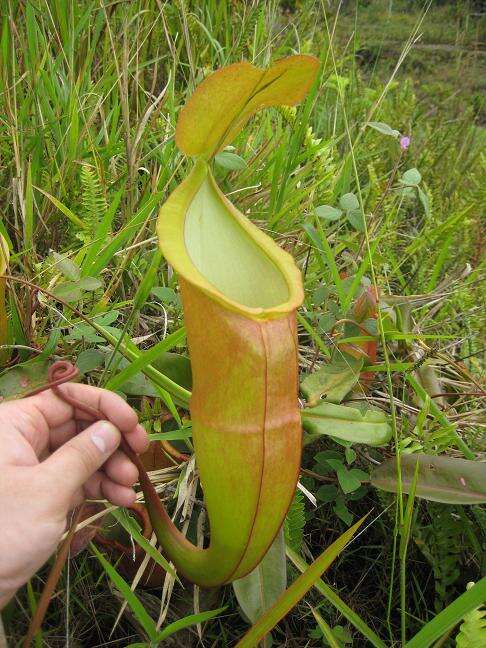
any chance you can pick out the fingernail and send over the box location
[91,421,120,454]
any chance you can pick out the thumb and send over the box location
[40,420,121,497]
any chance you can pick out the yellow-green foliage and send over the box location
[455,582,486,647]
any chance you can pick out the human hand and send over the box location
[0,382,148,608]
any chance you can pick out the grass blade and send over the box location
[285,546,386,648]
[235,517,366,647]
[156,607,227,642]
[90,542,157,641]
[405,578,486,648]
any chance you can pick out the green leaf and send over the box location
[233,528,286,625]
[76,348,104,374]
[156,607,227,642]
[339,193,359,212]
[371,454,486,504]
[317,485,338,503]
[367,121,400,138]
[345,208,365,232]
[105,329,189,394]
[90,543,157,641]
[133,250,162,312]
[77,277,103,291]
[215,151,247,171]
[34,186,86,229]
[315,205,343,221]
[286,546,386,648]
[405,578,486,648]
[52,252,81,281]
[333,497,354,525]
[150,286,180,306]
[0,359,49,399]
[311,608,342,648]
[336,469,363,493]
[326,460,366,494]
[400,168,421,186]
[417,186,430,217]
[284,491,305,552]
[110,509,178,581]
[317,313,336,333]
[455,582,486,647]
[52,281,83,302]
[235,517,366,647]
[302,402,392,446]
[300,359,362,406]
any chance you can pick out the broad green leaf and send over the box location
[105,328,189,394]
[52,281,83,302]
[302,402,392,446]
[151,286,181,306]
[76,348,104,374]
[315,205,343,221]
[176,55,319,158]
[52,277,101,302]
[372,454,486,504]
[346,208,365,232]
[317,485,338,503]
[329,463,367,494]
[77,277,102,291]
[0,359,49,399]
[215,151,247,170]
[401,168,422,186]
[339,193,359,213]
[235,517,365,648]
[367,121,400,138]
[152,352,192,389]
[405,578,486,648]
[148,427,193,442]
[300,359,362,406]
[286,546,386,648]
[233,528,286,626]
[338,193,364,232]
[52,251,81,281]
[333,496,354,525]
[317,313,336,333]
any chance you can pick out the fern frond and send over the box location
[455,582,486,648]
[80,164,106,234]
[284,490,305,552]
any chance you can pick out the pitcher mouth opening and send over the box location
[157,160,303,319]
[184,172,290,310]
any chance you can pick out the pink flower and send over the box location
[400,136,410,150]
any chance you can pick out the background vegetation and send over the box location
[0,0,484,645]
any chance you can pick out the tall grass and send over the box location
[1,0,484,645]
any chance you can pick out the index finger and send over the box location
[55,383,149,454]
